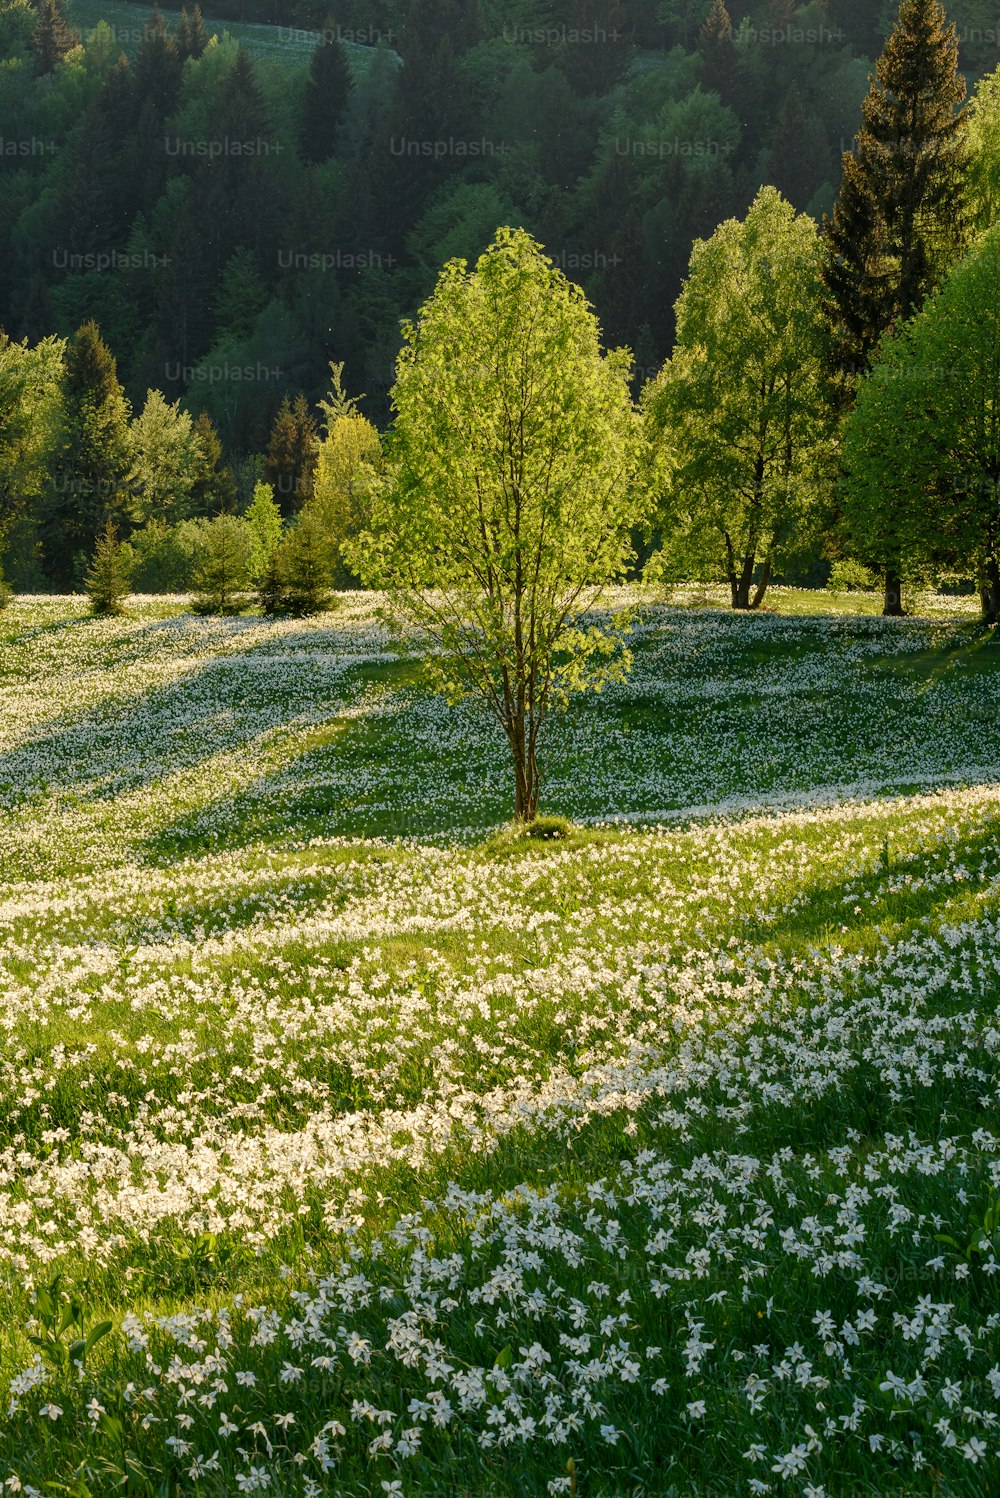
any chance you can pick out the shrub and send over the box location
[130,520,200,593]
[828,559,881,593]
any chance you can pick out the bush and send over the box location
[258,509,334,616]
[190,515,254,614]
[130,520,201,593]
[828,559,881,593]
[85,521,132,616]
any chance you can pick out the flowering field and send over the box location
[1,590,999,1497]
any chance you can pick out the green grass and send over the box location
[0,587,998,1496]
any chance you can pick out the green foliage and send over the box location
[128,389,196,525]
[822,0,970,382]
[84,518,131,615]
[27,1272,112,1374]
[190,513,253,614]
[128,518,200,593]
[244,480,284,583]
[828,558,881,592]
[349,225,644,822]
[46,321,132,587]
[310,361,380,586]
[645,186,834,610]
[968,63,1000,232]
[0,331,64,545]
[259,507,334,616]
[842,225,1000,605]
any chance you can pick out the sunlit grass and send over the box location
[0,591,998,1494]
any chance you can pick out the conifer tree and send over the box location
[177,3,208,61]
[46,322,132,587]
[698,0,738,105]
[29,0,76,76]
[245,480,283,582]
[189,413,236,515]
[767,88,833,211]
[822,0,970,614]
[259,508,334,617]
[264,394,318,514]
[300,21,353,164]
[85,520,132,616]
[190,514,253,613]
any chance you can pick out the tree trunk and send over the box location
[981,556,1000,625]
[509,722,540,823]
[733,552,755,610]
[883,568,903,616]
[750,556,772,610]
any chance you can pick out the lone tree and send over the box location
[822,0,970,615]
[645,187,834,611]
[843,226,1000,623]
[350,226,643,825]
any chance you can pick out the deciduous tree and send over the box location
[645,187,833,610]
[842,226,1000,622]
[349,226,643,824]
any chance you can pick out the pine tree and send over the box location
[300,20,353,164]
[822,0,970,614]
[29,0,76,76]
[85,520,132,616]
[46,322,133,588]
[189,413,237,514]
[698,0,738,105]
[177,3,208,60]
[264,394,318,514]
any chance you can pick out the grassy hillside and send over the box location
[0,590,998,1496]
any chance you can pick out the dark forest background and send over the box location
[2,0,999,579]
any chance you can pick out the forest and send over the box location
[2,0,999,605]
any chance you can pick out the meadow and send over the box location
[1,586,999,1497]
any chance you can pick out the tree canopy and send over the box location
[350,225,643,822]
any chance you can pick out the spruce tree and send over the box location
[259,509,334,617]
[46,322,132,588]
[85,520,132,616]
[264,394,318,514]
[29,0,76,76]
[767,88,833,212]
[190,514,253,614]
[698,0,738,106]
[189,413,236,515]
[177,3,208,61]
[300,21,353,164]
[822,0,970,614]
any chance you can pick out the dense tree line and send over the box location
[1,0,1000,622]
